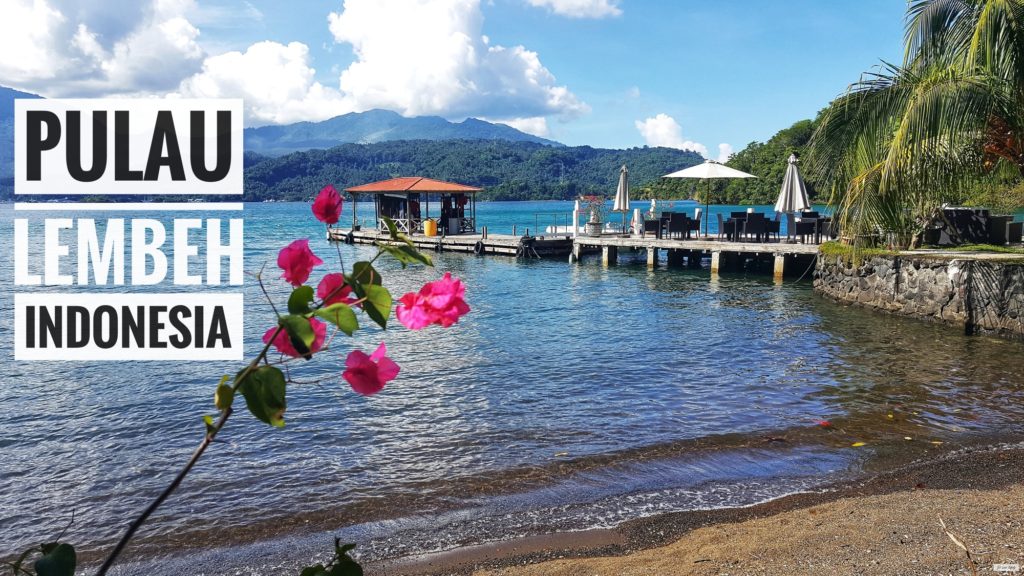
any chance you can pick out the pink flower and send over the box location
[278,239,323,287]
[343,342,400,395]
[263,318,327,358]
[396,272,470,330]
[317,273,358,307]
[312,184,343,225]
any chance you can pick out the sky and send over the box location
[0,0,907,158]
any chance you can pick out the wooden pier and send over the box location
[572,235,820,280]
[328,228,575,257]
[329,227,821,280]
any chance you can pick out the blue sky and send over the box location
[1,0,907,156]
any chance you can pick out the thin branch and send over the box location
[95,326,284,575]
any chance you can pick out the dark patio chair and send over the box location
[686,215,701,239]
[787,213,815,243]
[742,213,768,243]
[717,213,730,240]
[801,210,820,219]
[766,213,781,242]
[643,219,661,239]
[667,214,687,239]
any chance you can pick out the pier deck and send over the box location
[328,228,575,257]
[572,234,820,279]
[330,228,822,279]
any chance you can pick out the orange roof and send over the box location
[345,177,482,194]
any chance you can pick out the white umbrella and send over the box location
[612,165,630,232]
[664,160,756,237]
[632,207,643,235]
[774,154,811,214]
[572,199,580,237]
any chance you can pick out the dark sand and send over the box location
[378,443,1024,575]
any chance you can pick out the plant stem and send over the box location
[95,328,283,575]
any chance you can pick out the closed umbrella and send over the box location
[664,160,756,237]
[774,154,811,214]
[612,165,630,232]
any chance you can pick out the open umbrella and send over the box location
[612,165,630,232]
[774,154,811,214]
[664,160,756,237]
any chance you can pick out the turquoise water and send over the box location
[2,202,1024,572]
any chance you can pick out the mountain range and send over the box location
[0,86,702,201]
[244,109,561,155]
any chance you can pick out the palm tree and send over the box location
[808,0,1024,248]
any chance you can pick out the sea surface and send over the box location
[2,201,1024,573]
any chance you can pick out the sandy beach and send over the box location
[383,443,1024,575]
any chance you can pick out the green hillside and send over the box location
[244,139,703,201]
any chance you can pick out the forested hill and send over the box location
[244,139,704,201]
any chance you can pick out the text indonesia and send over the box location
[13,99,245,360]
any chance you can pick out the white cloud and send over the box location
[488,116,550,137]
[1,0,588,133]
[327,0,588,121]
[635,113,733,162]
[0,0,204,96]
[635,113,707,156]
[179,41,347,125]
[525,0,622,18]
[716,143,734,163]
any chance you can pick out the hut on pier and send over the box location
[345,177,482,235]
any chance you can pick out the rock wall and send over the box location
[814,254,1024,340]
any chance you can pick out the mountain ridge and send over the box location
[243,109,562,155]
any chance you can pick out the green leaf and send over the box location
[314,303,359,336]
[280,315,316,359]
[237,366,287,427]
[214,375,233,410]
[202,414,216,434]
[382,215,400,240]
[33,543,75,576]
[299,566,329,576]
[288,286,315,315]
[379,216,415,246]
[361,284,392,329]
[349,261,381,285]
[375,243,433,268]
[329,540,363,576]
[214,384,234,411]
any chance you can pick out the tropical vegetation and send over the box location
[242,139,703,202]
[808,0,1024,248]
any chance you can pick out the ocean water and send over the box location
[2,201,1024,573]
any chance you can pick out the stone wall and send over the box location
[814,253,1024,340]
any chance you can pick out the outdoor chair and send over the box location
[667,214,687,239]
[787,213,815,243]
[766,214,781,242]
[742,213,768,243]
[801,210,820,219]
[643,219,661,239]
[718,213,742,241]
[686,215,701,239]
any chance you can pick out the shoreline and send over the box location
[379,442,1024,575]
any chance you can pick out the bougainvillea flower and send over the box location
[263,317,327,358]
[317,273,358,307]
[312,184,343,225]
[278,239,323,287]
[395,272,470,330]
[817,420,832,428]
[343,342,400,395]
